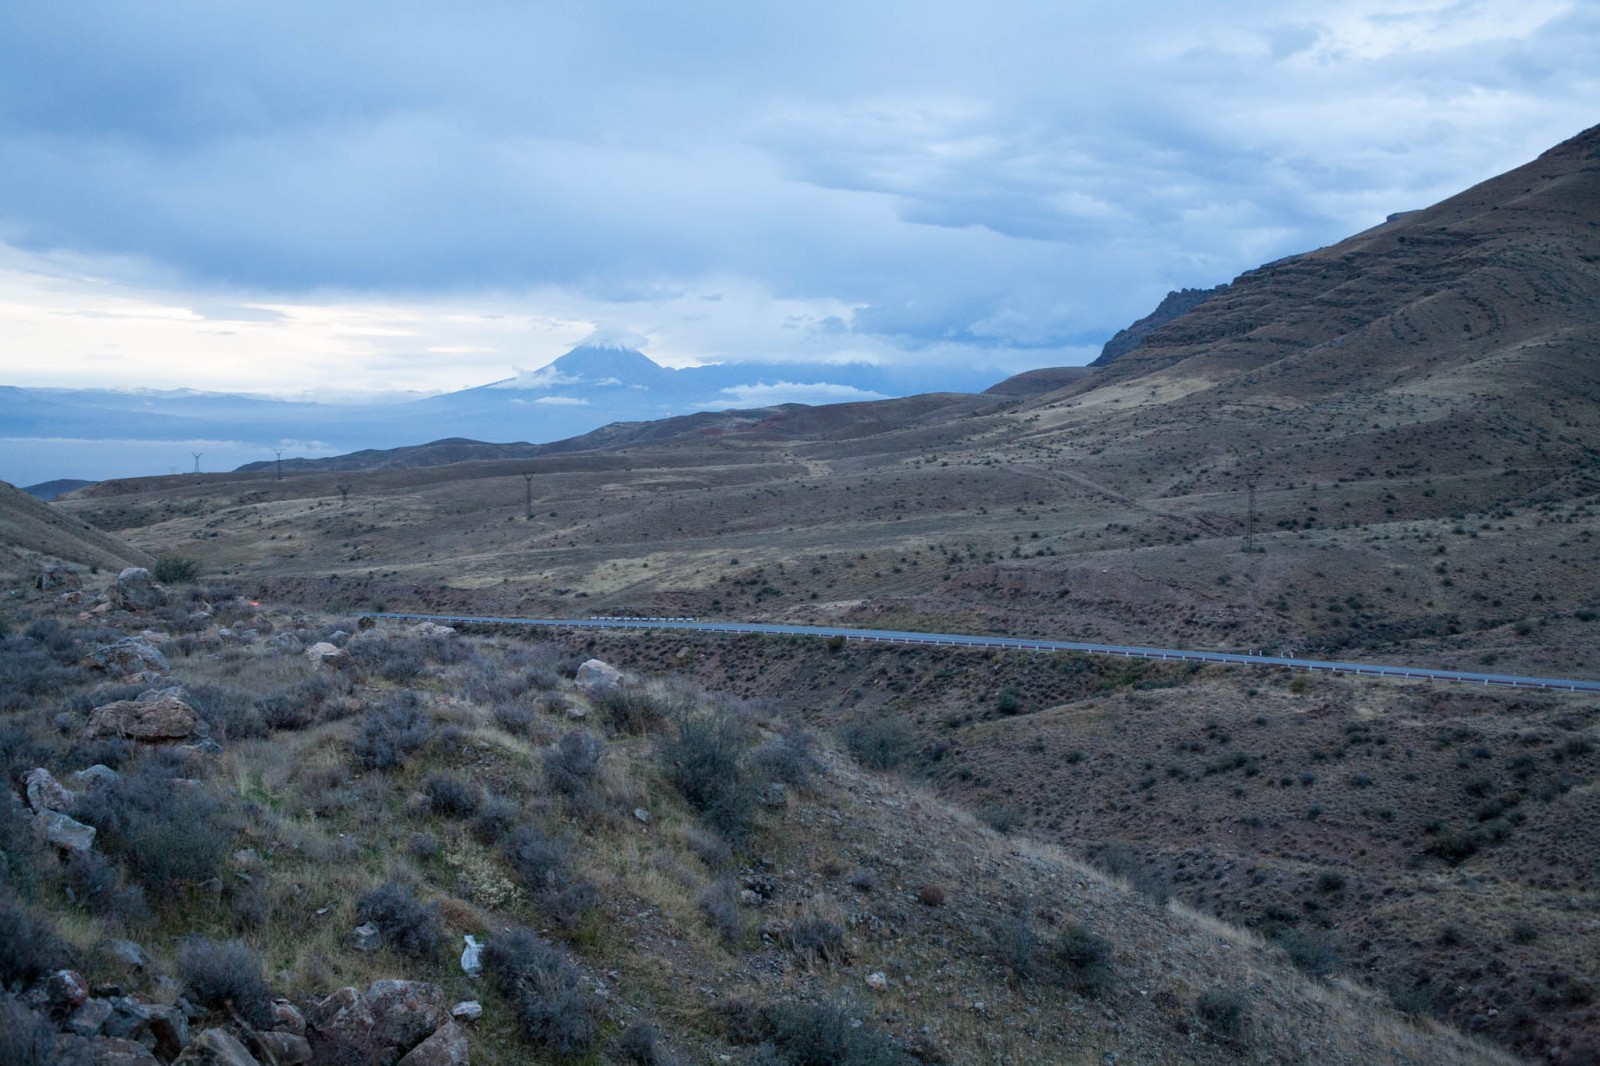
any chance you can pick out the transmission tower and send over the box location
[274,448,284,480]
[191,452,202,474]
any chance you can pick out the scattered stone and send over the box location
[270,632,303,652]
[633,807,651,824]
[459,935,483,978]
[37,809,97,852]
[85,638,169,678]
[66,997,115,1037]
[90,1036,163,1064]
[761,783,788,808]
[25,767,75,813]
[113,568,168,611]
[408,622,456,639]
[250,1030,312,1066]
[106,939,151,971]
[127,1003,188,1060]
[36,563,81,591]
[172,1027,259,1065]
[72,764,121,790]
[304,642,343,664]
[46,969,91,1012]
[85,693,197,741]
[364,979,450,1054]
[563,703,589,720]
[352,922,382,952]
[866,971,889,992]
[740,889,764,907]
[270,999,307,1037]
[395,1021,469,1066]
[448,1001,481,1022]
[574,658,623,695]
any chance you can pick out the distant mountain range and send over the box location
[0,346,1023,486]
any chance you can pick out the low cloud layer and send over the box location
[0,1,1595,396]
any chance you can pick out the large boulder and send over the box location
[304,642,344,665]
[395,1022,469,1066]
[407,622,456,639]
[171,1028,260,1065]
[36,563,82,591]
[364,980,450,1056]
[306,981,450,1066]
[114,568,168,611]
[574,658,624,696]
[36,809,96,851]
[85,639,169,679]
[25,768,74,813]
[85,691,197,741]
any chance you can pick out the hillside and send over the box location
[0,479,153,579]
[0,580,1520,1064]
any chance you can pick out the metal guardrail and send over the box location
[366,612,1600,693]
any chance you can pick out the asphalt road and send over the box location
[366,612,1600,693]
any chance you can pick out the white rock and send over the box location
[449,1000,482,1021]
[866,971,889,992]
[460,934,483,978]
[305,641,344,663]
[574,658,624,695]
[25,768,74,813]
[37,810,96,852]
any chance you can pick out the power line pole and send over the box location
[1244,477,1258,554]
[191,452,202,474]
[524,474,534,519]
[274,448,284,480]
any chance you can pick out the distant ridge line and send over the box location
[364,612,1600,693]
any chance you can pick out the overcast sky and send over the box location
[1,1,1595,398]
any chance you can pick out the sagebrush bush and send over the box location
[698,877,744,947]
[659,711,756,840]
[0,634,87,711]
[751,729,820,791]
[352,694,433,771]
[0,798,50,898]
[471,793,520,844]
[185,681,267,741]
[597,683,673,735]
[484,927,598,1056]
[0,897,70,986]
[840,716,913,771]
[990,915,1041,981]
[617,1020,674,1065]
[500,824,597,931]
[786,916,846,964]
[179,937,274,1027]
[152,556,201,583]
[72,756,232,892]
[357,880,443,961]
[544,730,604,817]
[1052,924,1113,996]
[0,994,56,1066]
[762,1001,904,1066]
[423,772,482,818]
[1197,988,1247,1038]
[66,849,149,926]
[1275,927,1338,978]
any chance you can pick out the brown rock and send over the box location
[395,1022,469,1066]
[172,1028,261,1065]
[364,980,449,1055]
[85,695,196,741]
[84,638,169,677]
[114,568,168,611]
[250,1030,312,1065]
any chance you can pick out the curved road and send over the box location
[366,612,1600,693]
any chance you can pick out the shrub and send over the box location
[0,898,70,986]
[484,927,598,1056]
[991,915,1041,981]
[471,793,520,845]
[841,716,913,771]
[786,916,846,964]
[698,878,744,947]
[356,881,443,961]
[493,702,538,736]
[1275,927,1338,978]
[1316,870,1346,894]
[72,758,232,891]
[0,994,56,1066]
[659,712,756,841]
[423,773,482,818]
[408,832,440,860]
[66,850,149,926]
[751,729,819,791]
[762,1001,904,1066]
[1050,924,1113,996]
[185,682,267,741]
[352,694,433,771]
[178,937,274,1027]
[152,556,201,583]
[543,730,604,802]
[1197,988,1247,1038]
[597,683,671,735]
[0,798,50,898]
[500,824,597,931]
[0,635,87,711]
[917,884,946,907]
[617,1021,674,1065]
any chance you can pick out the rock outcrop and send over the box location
[85,689,197,741]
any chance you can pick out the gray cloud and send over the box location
[0,1,1594,383]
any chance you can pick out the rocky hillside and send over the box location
[0,570,1517,1065]
[0,479,153,579]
